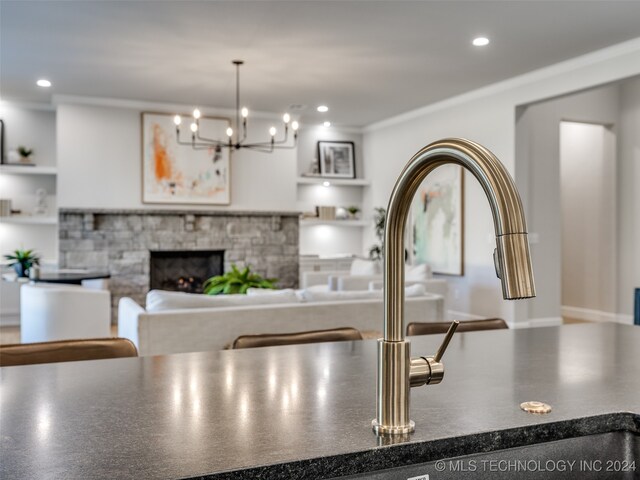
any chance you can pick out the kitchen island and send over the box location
[1,323,638,479]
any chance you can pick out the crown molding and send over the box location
[0,100,56,112]
[51,94,284,121]
[365,36,640,133]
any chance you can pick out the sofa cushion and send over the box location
[301,283,426,303]
[350,258,380,276]
[246,288,296,297]
[146,289,298,312]
[405,263,431,282]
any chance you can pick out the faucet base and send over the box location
[371,419,415,435]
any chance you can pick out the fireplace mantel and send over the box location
[59,208,300,217]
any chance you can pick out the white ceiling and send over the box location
[2,1,640,127]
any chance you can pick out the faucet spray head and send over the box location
[494,233,536,300]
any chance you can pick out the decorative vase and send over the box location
[13,264,27,278]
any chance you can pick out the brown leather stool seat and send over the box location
[406,318,508,336]
[0,338,138,367]
[232,327,363,349]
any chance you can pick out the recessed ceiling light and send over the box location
[36,79,52,88]
[472,37,490,47]
[317,105,329,113]
[323,121,331,127]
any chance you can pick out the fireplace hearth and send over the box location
[150,250,224,293]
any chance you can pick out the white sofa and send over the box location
[118,286,445,356]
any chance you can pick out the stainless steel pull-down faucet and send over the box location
[373,138,536,435]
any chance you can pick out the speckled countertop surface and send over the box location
[1,323,638,479]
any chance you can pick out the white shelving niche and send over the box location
[0,104,58,263]
[296,125,369,257]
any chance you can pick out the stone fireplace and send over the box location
[58,209,299,321]
[149,249,224,293]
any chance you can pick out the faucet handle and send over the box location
[433,320,459,362]
[409,320,459,387]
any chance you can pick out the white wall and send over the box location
[57,103,297,212]
[515,84,620,322]
[617,79,640,316]
[560,122,616,314]
[363,38,640,324]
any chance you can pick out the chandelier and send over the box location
[173,60,298,156]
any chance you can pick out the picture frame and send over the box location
[141,112,232,205]
[317,141,356,178]
[409,165,464,276]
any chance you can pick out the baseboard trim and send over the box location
[509,317,564,329]
[0,315,20,327]
[562,306,633,325]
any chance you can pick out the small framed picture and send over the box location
[317,141,355,178]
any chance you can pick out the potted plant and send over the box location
[4,249,40,278]
[368,207,386,261]
[203,264,278,295]
[347,206,360,220]
[17,146,34,164]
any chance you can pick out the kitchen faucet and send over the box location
[373,138,536,435]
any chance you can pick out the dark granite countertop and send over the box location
[1,323,638,479]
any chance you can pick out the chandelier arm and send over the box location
[244,144,275,153]
[271,144,298,150]
[176,137,224,149]
[195,131,226,145]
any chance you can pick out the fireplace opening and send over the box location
[149,250,224,293]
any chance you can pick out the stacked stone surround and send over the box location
[58,209,299,321]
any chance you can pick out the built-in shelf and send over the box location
[300,218,368,227]
[0,165,57,175]
[0,216,58,225]
[296,177,370,187]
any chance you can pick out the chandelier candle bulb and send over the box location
[241,107,249,118]
[292,121,299,131]
[269,127,277,137]
[193,109,201,119]
[283,113,291,124]
[226,127,233,137]
[190,123,198,133]
[173,115,181,126]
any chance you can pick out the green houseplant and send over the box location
[203,264,277,295]
[17,146,34,162]
[346,206,360,219]
[4,249,40,278]
[368,207,386,261]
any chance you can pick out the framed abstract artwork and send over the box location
[410,165,464,276]
[317,141,356,178]
[141,112,231,205]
